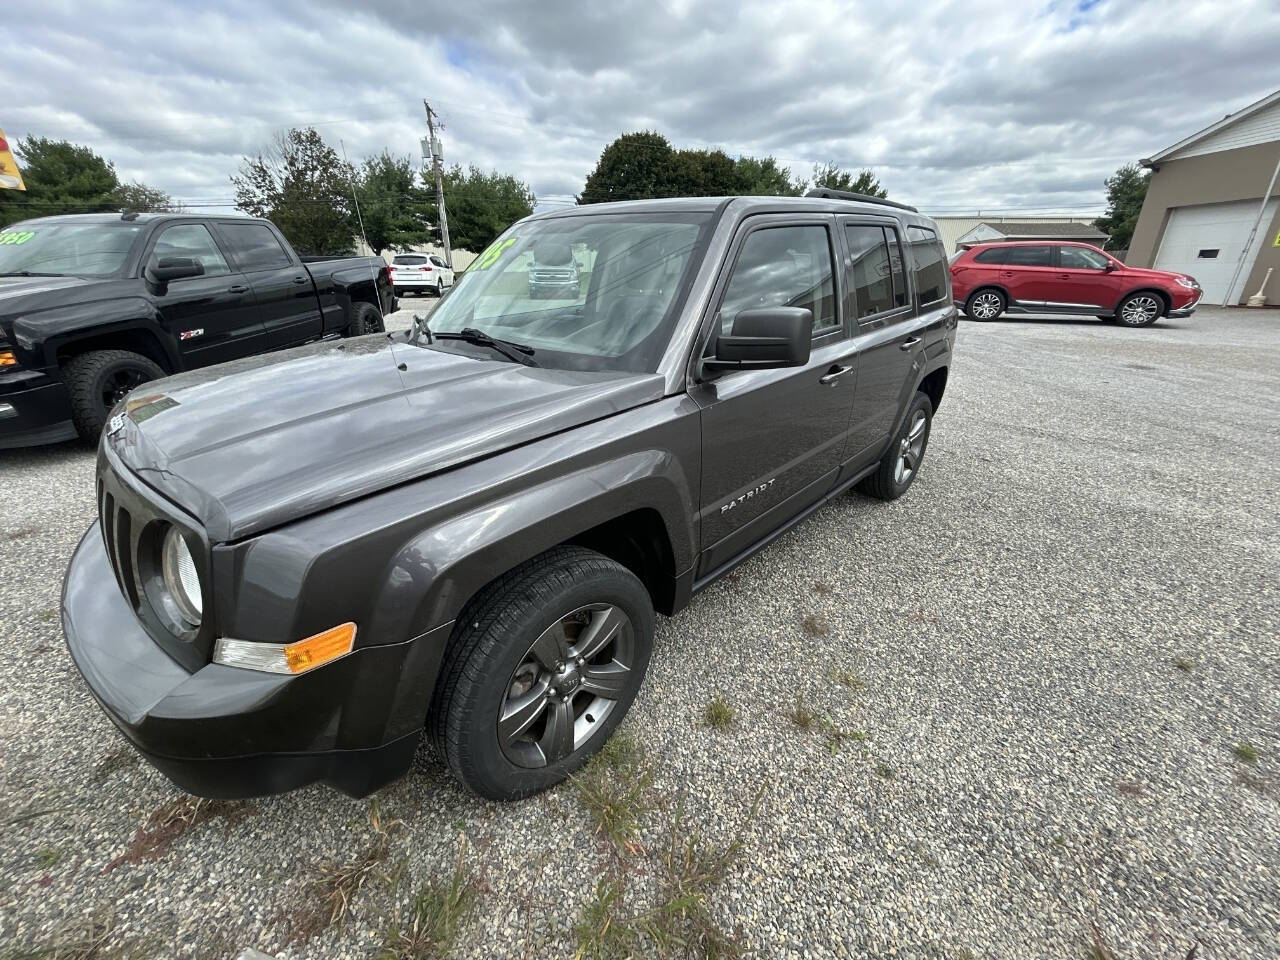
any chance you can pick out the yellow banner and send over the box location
[0,129,26,191]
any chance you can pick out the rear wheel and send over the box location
[63,349,165,443]
[428,546,654,800]
[346,302,384,337]
[1115,292,1163,327]
[858,392,933,501]
[965,289,1005,321]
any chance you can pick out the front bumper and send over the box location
[62,523,450,798]
[0,371,76,449]
[1168,291,1201,318]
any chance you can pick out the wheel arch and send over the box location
[1116,287,1171,316]
[53,325,176,373]
[966,284,1009,305]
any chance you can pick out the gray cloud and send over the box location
[6,0,1278,215]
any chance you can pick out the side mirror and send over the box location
[704,306,813,371]
[146,257,204,284]
[1103,260,1117,272]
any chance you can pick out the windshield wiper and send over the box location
[432,327,538,367]
[0,271,69,278]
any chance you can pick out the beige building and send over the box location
[927,215,1104,254]
[1129,88,1280,305]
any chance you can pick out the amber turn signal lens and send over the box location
[0,351,16,367]
[212,622,357,675]
[284,622,357,674]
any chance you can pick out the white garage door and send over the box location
[1153,198,1279,304]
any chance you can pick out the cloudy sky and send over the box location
[7,0,1279,216]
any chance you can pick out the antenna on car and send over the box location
[805,187,918,213]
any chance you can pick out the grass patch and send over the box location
[572,731,655,853]
[37,608,59,623]
[574,791,758,960]
[703,696,735,730]
[800,613,829,638]
[105,795,254,871]
[816,716,866,755]
[4,907,151,959]
[35,847,63,870]
[874,761,895,780]
[1173,656,1194,672]
[1233,742,1259,764]
[287,801,401,944]
[377,840,480,960]
[830,669,865,691]
[787,700,816,731]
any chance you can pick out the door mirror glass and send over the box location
[705,307,813,370]
[146,256,204,283]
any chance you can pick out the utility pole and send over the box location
[422,100,452,267]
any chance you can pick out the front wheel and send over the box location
[428,546,654,800]
[63,349,166,443]
[965,289,1005,321]
[1115,293,1163,327]
[858,392,934,501]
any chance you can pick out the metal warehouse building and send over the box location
[1129,88,1280,306]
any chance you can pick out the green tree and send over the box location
[112,181,176,214]
[437,164,535,252]
[732,155,804,196]
[665,148,738,196]
[810,163,887,198]
[231,127,355,256]
[1095,163,1149,251]
[355,151,432,254]
[579,131,675,203]
[0,137,119,227]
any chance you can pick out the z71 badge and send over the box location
[720,478,776,514]
[179,328,204,341]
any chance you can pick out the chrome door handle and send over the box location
[900,337,922,351]
[819,364,853,385]
[292,276,308,284]
[227,284,249,294]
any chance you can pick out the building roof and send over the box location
[979,220,1107,238]
[1143,87,1280,165]
[926,214,1104,252]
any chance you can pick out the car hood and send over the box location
[1120,265,1194,284]
[0,274,94,311]
[108,335,664,541]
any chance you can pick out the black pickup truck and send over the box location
[0,213,395,447]
[63,191,956,801]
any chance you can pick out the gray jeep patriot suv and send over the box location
[63,190,957,801]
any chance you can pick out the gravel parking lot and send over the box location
[1,307,1277,959]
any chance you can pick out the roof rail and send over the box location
[805,187,918,213]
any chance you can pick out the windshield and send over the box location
[0,222,144,277]
[427,212,712,373]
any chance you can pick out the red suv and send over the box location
[949,242,1201,327]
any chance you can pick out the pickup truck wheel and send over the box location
[64,349,165,443]
[858,392,933,501]
[428,546,654,800]
[346,302,384,337]
[965,289,1005,321]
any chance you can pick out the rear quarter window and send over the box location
[973,247,1008,264]
[906,226,948,305]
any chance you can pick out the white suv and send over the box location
[389,253,454,297]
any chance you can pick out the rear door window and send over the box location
[1001,245,1052,267]
[844,224,896,319]
[216,222,292,272]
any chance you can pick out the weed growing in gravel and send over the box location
[287,801,402,944]
[812,581,833,596]
[1115,781,1144,797]
[1233,742,1259,764]
[5,906,152,959]
[1173,656,1194,672]
[378,839,481,960]
[704,696,735,730]
[800,613,830,637]
[37,608,59,622]
[572,730,655,853]
[89,747,140,786]
[816,716,866,755]
[574,790,759,960]
[788,700,816,730]
[830,669,865,691]
[105,795,254,871]
[874,761,895,779]
[35,847,63,869]
[1086,922,1118,960]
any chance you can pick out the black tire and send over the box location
[857,392,934,501]
[63,349,165,443]
[346,301,384,337]
[1114,292,1163,327]
[428,546,654,800]
[432,280,443,297]
[964,288,1006,321]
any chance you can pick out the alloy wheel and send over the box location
[101,367,149,409]
[894,410,928,485]
[1120,296,1160,325]
[498,603,634,769]
[970,292,1002,319]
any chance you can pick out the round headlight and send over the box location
[161,526,202,625]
